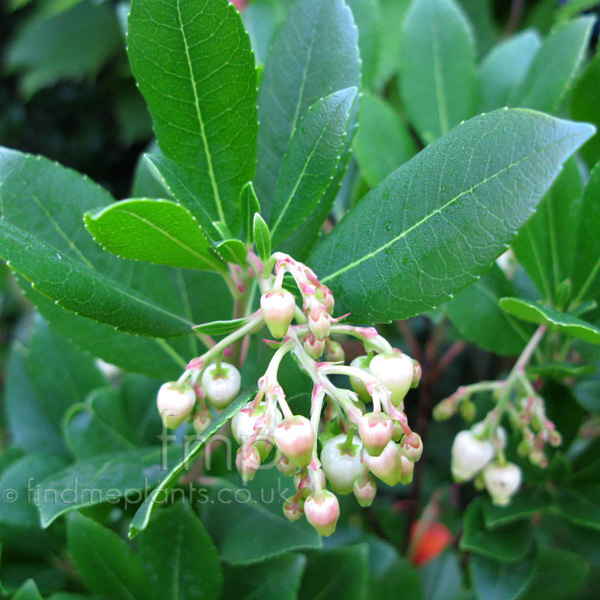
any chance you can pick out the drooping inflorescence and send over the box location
[156,252,422,536]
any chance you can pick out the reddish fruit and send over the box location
[410,521,453,566]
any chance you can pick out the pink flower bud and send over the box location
[275,450,297,477]
[324,340,345,363]
[232,401,282,459]
[411,359,422,388]
[362,441,403,487]
[315,285,334,314]
[261,288,296,338]
[353,473,377,507]
[202,362,241,410]
[399,432,423,462]
[359,412,394,457]
[320,434,364,494]
[308,307,330,339]
[451,430,495,482]
[369,350,414,406]
[304,332,325,360]
[349,356,371,403]
[274,415,315,467]
[305,490,340,536]
[294,468,326,496]
[483,462,522,506]
[283,496,304,522]
[400,455,414,485]
[193,408,212,435]
[235,445,261,483]
[156,382,196,429]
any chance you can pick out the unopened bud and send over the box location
[362,441,403,487]
[274,415,315,468]
[283,496,304,522]
[275,450,297,477]
[261,288,296,338]
[236,445,261,483]
[400,455,414,485]
[193,408,212,435]
[305,490,340,536]
[451,430,495,482]
[320,434,364,494]
[549,430,562,447]
[325,340,345,363]
[411,359,422,388]
[460,400,476,422]
[483,462,522,506]
[369,350,414,406]
[294,467,326,495]
[304,333,325,360]
[359,412,394,457]
[353,473,377,507]
[156,382,196,429]
[399,432,423,462]
[517,439,531,457]
[308,307,330,339]
[202,362,241,410]
[232,401,282,459]
[349,356,371,403]
[316,285,334,314]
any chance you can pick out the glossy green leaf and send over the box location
[214,239,248,266]
[374,0,411,88]
[270,88,356,247]
[512,158,582,302]
[571,52,600,167]
[193,316,255,336]
[367,556,423,600]
[254,0,360,218]
[5,0,121,97]
[85,199,225,272]
[512,17,594,112]
[221,553,305,600]
[37,447,180,527]
[242,0,287,67]
[12,580,44,600]
[120,374,163,446]
[458,0,498,55]
[400,0,478,144]
[444,264,530,355]
[420,552,462,600]
[297,545,368,600]
[572,159,600,305]
[527,362,596,380]
[478,29,542,112]
[241,182,260,244]
[347,0,380,89]
[132,149,173,200]
[68,512,152,600]
[310,109,594,323]
[138,503,222,600]
[470,555,534,600]
[129,393,250,538]
[253,213,271,264]
[460,498,532,561]
[354,93,418,187]
[128,0,258,233]
[500,298,600,345]
[557,484,600,532]
[482,488,552,529]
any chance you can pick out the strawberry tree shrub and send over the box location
[0,0,599,598]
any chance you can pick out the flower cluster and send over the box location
[156,252,422,536]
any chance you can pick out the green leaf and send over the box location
[214,239,248,266]
[310,109,595,323]
[482,488,552,529]
[470,555,534,600]
[84,199,225,272]
[478,29,542,112]
[200,471,322,565]
[367,557,423,600]
[444,264,530,355]
[512,17,594,112]
[12,580,44,600]
[138,503,222,600]
[221,553,306,600]
[460,498,532,561]
[120,374,163,446]
[0,219,193,338]
[527,362,596,380]
[129,393,250,538]
[254,0,360,218]
[499,298,600,345]
[253,213,271,264]
[400,0,478,144]
[353,93,417,187]
[572,159,600,305]
[5,0,121,97]
[68,512,152,600]
[241,0,287,67]
[269,88,357,247]
[241,182,260,244]
[37,447,180,527]
[557,484,600,532]
[512,158,582,302]
[128,0,258,234]
[420,552,462,600]
[347,0,380,89]
[132,151,173,200]
[297,545,368,600]
[374,0,411,89]
[571,51,600,167]
[457,0,498,55]
[193,316,255,336]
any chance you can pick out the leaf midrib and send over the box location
[320,130,584,284]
